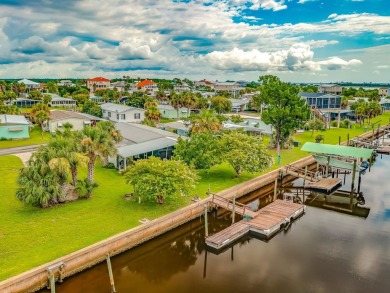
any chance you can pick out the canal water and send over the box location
[44,155,390,293]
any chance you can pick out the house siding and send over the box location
[0,125,29,139]
[102,109,145,123]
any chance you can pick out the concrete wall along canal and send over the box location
[2,124,389,293]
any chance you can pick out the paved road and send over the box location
[0,144,44,156]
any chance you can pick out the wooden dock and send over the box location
[211,194,257,218]
[206,200,305,250]
[304,178,342,193]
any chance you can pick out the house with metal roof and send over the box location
[0,114,30,139]
[110,122,183,168]
[48,94,77,108]
[12,98,40,108]
[101,103,145,123]
[47,110,103,133]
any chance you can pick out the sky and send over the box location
[0,0,389,83]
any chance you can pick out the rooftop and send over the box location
[0,114,29,125]
[17,78,39,86]
[137,79,156,87]
[101,102,144,113]
[301,142,374,159]
[115,122,180,146]
[50,110,103,121]
[88,77,110,82]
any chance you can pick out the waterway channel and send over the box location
[42,155,390,293]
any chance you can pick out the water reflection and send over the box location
[46,155,390,293]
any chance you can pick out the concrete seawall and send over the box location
[1,124,388,293]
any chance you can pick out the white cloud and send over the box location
[204,43,361,72]
[298,0,317,3]
[249,0,287,11]
[0,0,388,81]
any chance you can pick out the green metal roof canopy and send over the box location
[301,142,374,159]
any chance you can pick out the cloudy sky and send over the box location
[0,0,389,82]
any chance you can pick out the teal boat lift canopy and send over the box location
[301,142,374,159]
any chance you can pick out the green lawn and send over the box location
[0,126,51,149]
[1,113,389,281]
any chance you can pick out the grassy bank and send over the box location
[0,113,389,281]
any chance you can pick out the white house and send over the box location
[57,80,75,87]
[17,79,40,91]
[173,83,190,93]
[101,103,145,123]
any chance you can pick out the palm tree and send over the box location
[170,91,185,119]
[48,137,88,186]
[0,80,6,94]
[16,148,68,207]
[190,109,222,133]
[18,82,26,97]
[35,110,49,137]
[145,100,162,123]
[79,123,120,194]
[5,91,17,105]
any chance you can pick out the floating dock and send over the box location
[206,199,305,250]
[376,146,390,154]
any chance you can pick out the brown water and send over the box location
[43,155,390,293]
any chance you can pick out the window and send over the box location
[117,114,119,120]
[134,113,140,119]
[121,114,126,120]
[108,112,111,117]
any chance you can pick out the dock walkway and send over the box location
[206,200,305,250]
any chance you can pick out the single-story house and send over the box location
[12,98,40,108]
[48,94,77,108]
[160,121,190,136]
[0,114,30,139]
[157,105,190,119]
[110,122,183,169]
[47,110,103,133]
[101,103,145,123]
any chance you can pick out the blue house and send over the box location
[299,93,342,109]
[0,115,30,139]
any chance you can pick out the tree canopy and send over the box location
[257,75,310,150]
[210,95,232,114]
[173,133,222,170]
[125,157,198,204]
[220,131,274,177]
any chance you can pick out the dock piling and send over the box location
[232,196,236,224]
[273,178,278,201]
[204,204,209,237]
[106,254,116,293]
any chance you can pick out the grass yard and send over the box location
[0,126,51,149]
[1,112,389,281]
